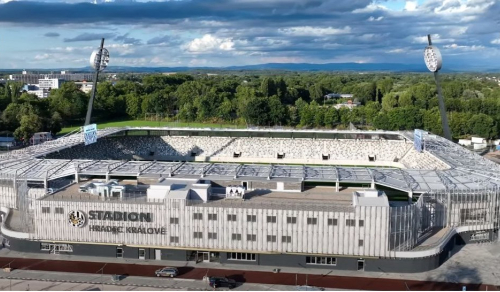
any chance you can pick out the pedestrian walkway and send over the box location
[0,241,499,286]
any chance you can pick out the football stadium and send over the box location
[0,127,498,273]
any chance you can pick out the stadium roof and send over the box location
[0,127,499,193]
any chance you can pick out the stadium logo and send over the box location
[68,210,86,228]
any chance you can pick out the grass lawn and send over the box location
[58,120,245,136]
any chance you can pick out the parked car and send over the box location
[155,267,178,278]
[208,277,236,289]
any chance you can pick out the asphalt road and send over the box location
[0,257,496,291]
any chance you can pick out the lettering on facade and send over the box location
[88,211,153,222]
[88,225,166,235]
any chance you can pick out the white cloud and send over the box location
[404,1,418,11]
[432,0,495,15]
[491,38,500,45]
[368,16,384,21]
[353,3,388,13]
[443,43,485,51]
[184,34,235,52]
[34,54,50,60]
[411,34,455,44]
[389,48,405,53]
[279,26,351,36]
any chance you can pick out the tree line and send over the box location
[1,72,499,141]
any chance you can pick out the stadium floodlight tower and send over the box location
[424,34,452,141]
[84,38,110,126]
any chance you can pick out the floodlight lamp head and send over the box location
[90,48,110,71]
[423,45,442,72]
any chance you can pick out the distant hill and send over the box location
[1,62,498,73]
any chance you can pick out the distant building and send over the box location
[20,78,62,99]
[75,82,93,94]
[334,100,361,110]
[9,70,94,84]
[324,93,354,100]
[38,78,62,90]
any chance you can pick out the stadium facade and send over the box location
[0,127,498,273]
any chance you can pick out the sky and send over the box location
[0,0,499,69]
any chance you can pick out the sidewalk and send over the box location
[0,241,499,286]
[0,268,343,291]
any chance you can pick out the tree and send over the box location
[308,84,325,103]
[469,113,496,139]
[323,107,339,128]
[260,77,276,97]
[49,82,87,122]
[242,97,270,126]
[422,107,443,136]
[450,111,472,138]
[398,91,414,107]
[314,107,325,127]
[1,103,22,131]
[125,93,144,119]
[14,113,43,141]
[48,112,63,135]
[410,83,435,109]
[177,102,197,122]
[217,98,235,121]
[268,95,286,126]
[373,112,390,130]
[381,93,398,111]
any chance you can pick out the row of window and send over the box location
[224,254,339,265]
[41,207,64,214]
[179,233,362,245]
[306,256,337,266]
[227,252,256,261]
[187,214,363,226]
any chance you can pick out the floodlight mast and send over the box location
[84,38,107,126]
[425,34,452,141]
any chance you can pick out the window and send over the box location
[193,213,203,220]
[346,219,356,227]
[247,215,257,222]
[282,236,292,243]
[328,218,338,226]
[267,216,277,223]
[193,232,203,239]
[227,253,256,261]
[170,236,179,243]
[306,256,337,266]
[138,249,145,259]
[287,217,297,224]
[55,207,64,214]
[247,234,257,242]
[41,243,50,251]
[116,247,123,258]
[42,207,50,214]
[267,235,277,242]
[359,240,364,247]
[170,217,179,224]
[231,233,242,241]
[359,220,364,227]
[208,214,217,221]
[227,214,237,222]
[307,217,317,225]
[208,232,217,240]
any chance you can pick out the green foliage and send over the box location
[469,113,496,139]
[3,72,500,142]
[381,92,398,111]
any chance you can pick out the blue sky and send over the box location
[0,0,499,69]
